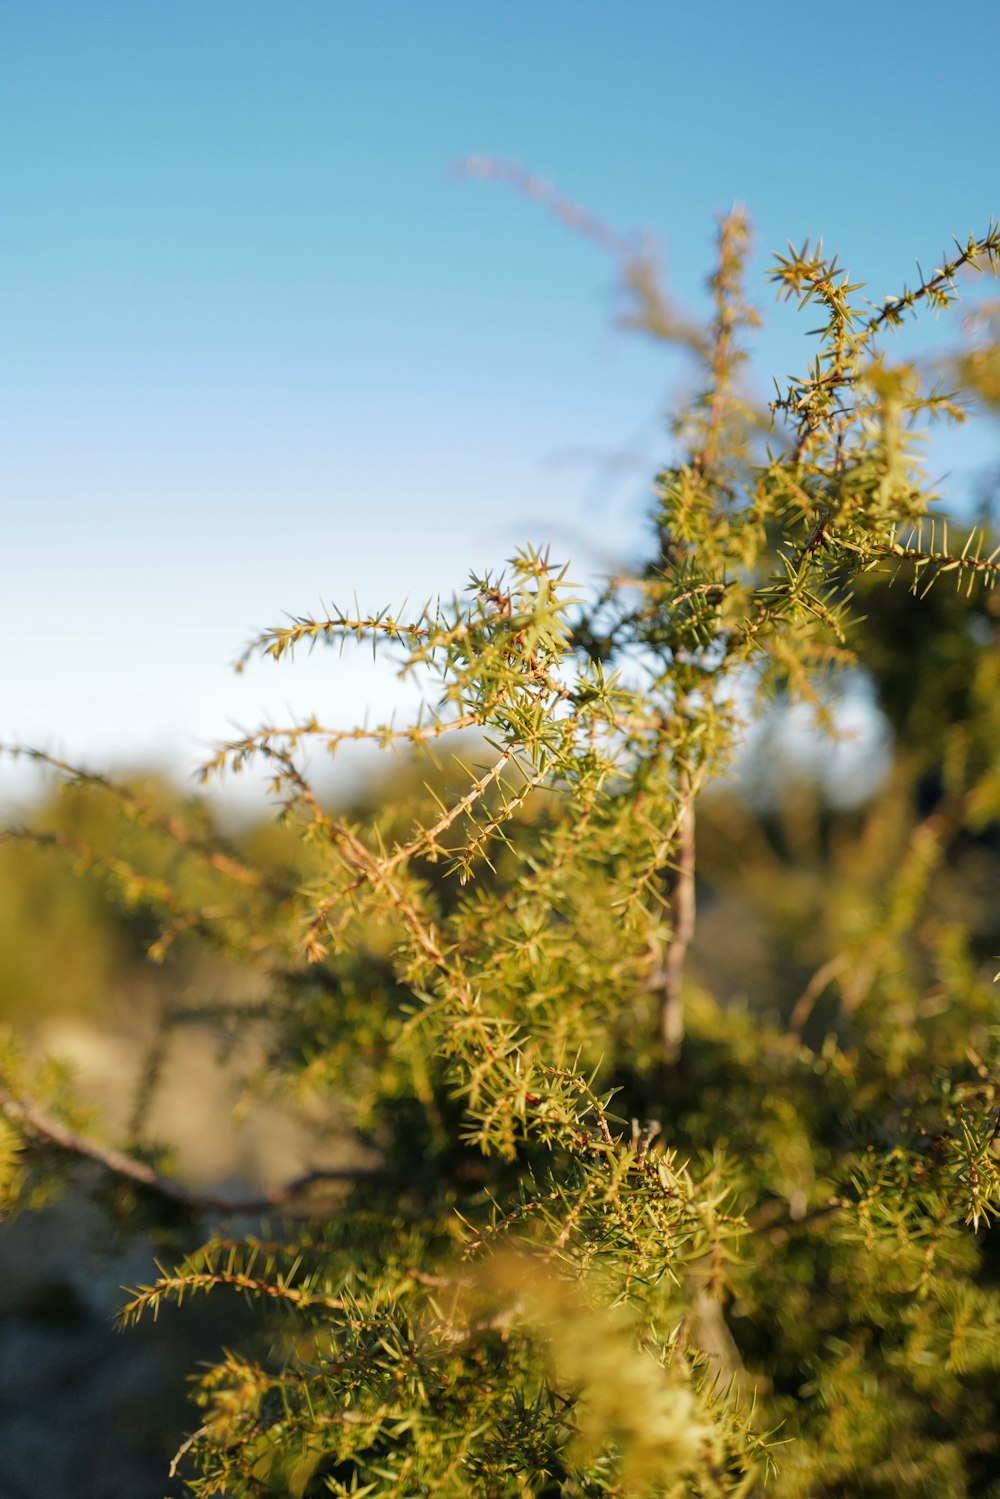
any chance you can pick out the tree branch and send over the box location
[0,1084,381,1217]
[654,767,696,1067]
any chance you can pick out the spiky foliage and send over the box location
[4,200,1000,1497]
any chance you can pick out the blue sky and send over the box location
[2,1,998,804]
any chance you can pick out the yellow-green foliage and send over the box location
[4,202,1000,1496]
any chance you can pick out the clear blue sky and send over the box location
[2,1,998,803]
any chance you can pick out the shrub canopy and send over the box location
[4,193,1000,1497]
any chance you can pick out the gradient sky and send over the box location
[3,1,998,805]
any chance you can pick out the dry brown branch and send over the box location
[455,156,709,357]
[0,1084,380,1217]
[786,953,848,1043]
[652,767,696,1067]
[169,1425,211,1478]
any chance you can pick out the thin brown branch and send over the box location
[275,751,472,981]
[757,1198,846,1243]
[384,746,519,871]
[200,708,487,780]
[455,156,628,258]
[653,767,696,1067]
[404,1266,475,1290]
[456,156,710,358]
[169,1425,211,1479]
[0,1084,381,1216]
[786,953,848,1043]
[858,227,1000,347]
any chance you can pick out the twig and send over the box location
[786,953,848,1043]
[758,1199,845,1243]
[654,767,696,1066]
[0,1084,381,1216]
[456,156,709,358]
[404,1266,475,1290]
[169,1424,210,1478]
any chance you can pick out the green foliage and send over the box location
[4,196,1000,1495]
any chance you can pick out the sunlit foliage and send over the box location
[4,196,1000,1496]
